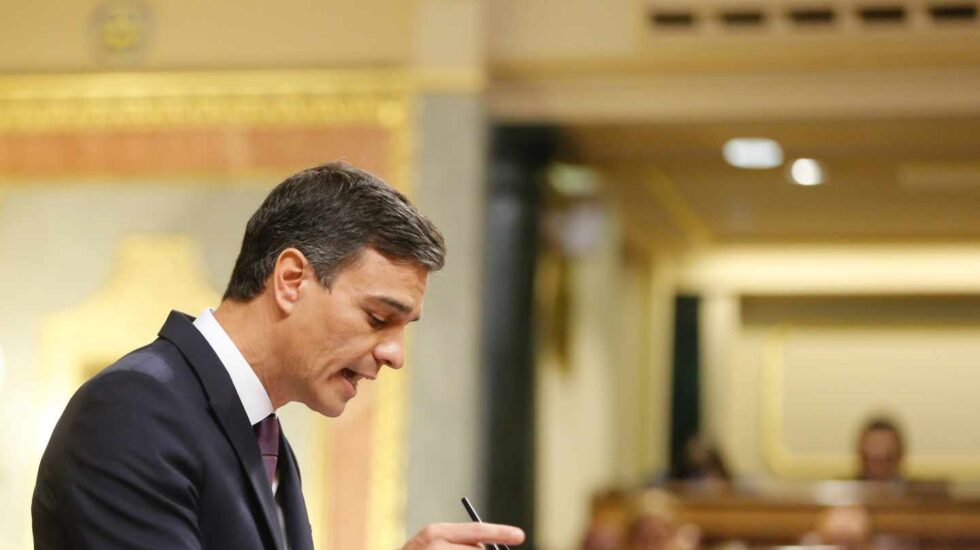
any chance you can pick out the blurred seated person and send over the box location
[802,505,873,549]
[580,490,627,550]
[857,417,905,483]
[856,416,949,497]
[802,506,918,550]
[665,434,732,492]
[622,490,700,550]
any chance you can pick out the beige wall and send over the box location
[405,92,488,534]
[0,0,413,71]
[489,0,638,61]
[534,191,980,543]
[0,2,491,546]
[682,244,980,487]
[0,182,273,550]
[534,182,677,550]
[536,206,622,550]
[5,0,977,76]
[6,2,980,548]
[0,0,487,81]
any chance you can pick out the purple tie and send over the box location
[253,414,280,484]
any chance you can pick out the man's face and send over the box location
[283,247,428,417]
[859,429,902,481]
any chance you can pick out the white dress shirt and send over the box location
[192,308,289,545]
[192,308,274,425]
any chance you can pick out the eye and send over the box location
[366,312,386,328]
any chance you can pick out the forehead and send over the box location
[862,429,900,448]
[335,249,429,303]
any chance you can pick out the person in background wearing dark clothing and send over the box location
[857,417,905,483]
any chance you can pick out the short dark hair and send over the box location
[223,162,446,302]
[859,416,905,456]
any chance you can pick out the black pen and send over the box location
[461,497,510,550]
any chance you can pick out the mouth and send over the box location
[341,368,361,388]
[340,367,377,392]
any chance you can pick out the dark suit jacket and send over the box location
[32,311,314,550]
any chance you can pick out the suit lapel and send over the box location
[278,433,314,550]
[158,311,286,550]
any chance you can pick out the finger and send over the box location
[417,522,524,546]
[414,522,523,545]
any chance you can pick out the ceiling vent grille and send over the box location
[648,1,979,32]
[930,3,978,20]
[720,9,768,26]
[857,5,907,23]
[788,7,837,25]
[651,10,699,27]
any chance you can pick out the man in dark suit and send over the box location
[33,162,524,549]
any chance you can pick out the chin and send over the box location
[307,402,344,418]
[304,396,347,418]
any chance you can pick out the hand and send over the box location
[401,522,525,549]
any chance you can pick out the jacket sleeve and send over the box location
[40,370,205,549]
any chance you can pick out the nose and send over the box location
[374,331,405,370]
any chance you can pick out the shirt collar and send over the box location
[192,308,274,426]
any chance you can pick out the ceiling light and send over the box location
[547,163,600,197]
[790,158,824,186]
[723,138,784,169]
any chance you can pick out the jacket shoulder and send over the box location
[99,338,189,382]
[33,339,208,549]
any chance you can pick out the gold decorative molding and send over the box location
[491,33,980,81]
[490,65,980,123]
[36,234,220,435]
[0,69,422,197]
[90,0,154,65]
[646,168,712,247]
[762,324,980,481]
[0,70,411,132]
[760,325,844,479]
[413,67,487,94]
[366,365,409,550]
[0,67,482,134]
[364,146,415,550]
[15,68,421,548]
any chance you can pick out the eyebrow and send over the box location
[368,295,421,322]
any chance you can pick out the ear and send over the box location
[271,247,311,315]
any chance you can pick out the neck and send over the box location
[213,298,291,409]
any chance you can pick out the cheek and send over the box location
[309,336,355,378]
[288,334,332,383]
